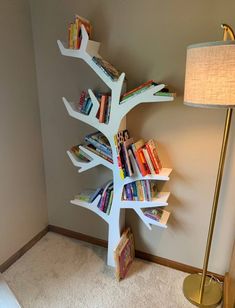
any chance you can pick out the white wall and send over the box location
[0,0,48,265]
[30,0,235,275]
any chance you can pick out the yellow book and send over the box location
[136,180,144,201]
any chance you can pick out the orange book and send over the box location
[99,95,107,123]
[138,148,151,174]
[75,15,92,49]
[68,23,73,49]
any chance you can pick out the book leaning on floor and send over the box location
[114,228,135,281]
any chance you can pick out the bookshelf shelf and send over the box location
[58,19,174,267]
[71,195,109,223]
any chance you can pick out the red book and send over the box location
[99,95,107,123]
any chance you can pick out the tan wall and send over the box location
[30,0,235,275]
[0,0,48,265]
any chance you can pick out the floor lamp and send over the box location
[183,24,235,307]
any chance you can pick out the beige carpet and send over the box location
[3,232,207,308]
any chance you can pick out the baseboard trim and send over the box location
[48,224,224,282]
[48,225,107,248]
[0,226,49,273]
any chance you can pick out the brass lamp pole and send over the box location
[183,24,235,307]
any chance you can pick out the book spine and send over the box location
[125,184,133,201]
[145,143,159,174]
[142,147,156,175]
[99,95,107,123]
[136,180,144,201]
[148,140,162,170]
[131,182,138,201]
[103,189,111,213]
[85,137,112,156]
[92,57,116,81]
[68,23,74,49]
[141,180,147,201]
[138,148,151,175]
[131,144,147,176]
[83,145,113,163]
[106,190,113,215]
[105,96,111,124]
[114,135,125,180]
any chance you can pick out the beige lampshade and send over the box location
[184,41,235,108]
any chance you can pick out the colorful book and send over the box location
[99,95,108,123]
[92,56,120,81]
[83,144,113,163]
[114,228,135,281]
[146,139,162,170]
[120,81,157,103]
[75,188,101,203]
[130,144,147,176]
[98,181,113,211]
[114,130,130,179]
[143,208,170,225]
[106,190,113,215]
[142,147,155,175]
[123,138,134,177]
[121,80,154,100]
[70,145,91,162]
[85,132,112,156]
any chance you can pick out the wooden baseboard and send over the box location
[48,224,224,282]
[0,226,49,273]
[48,225,107,248]
[224,272,229,308]
[0,224,224,282]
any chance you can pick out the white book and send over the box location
[142,148,155,175]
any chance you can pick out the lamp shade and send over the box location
[184,41,235,108]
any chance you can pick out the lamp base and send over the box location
[183,274,222,307]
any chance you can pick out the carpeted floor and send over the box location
[3,232,205,308]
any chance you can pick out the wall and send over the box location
[30,0,235,275]
[0,0,48,265]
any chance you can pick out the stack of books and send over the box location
[70,144,91,162]
[75,188,103,203]
[84,131,113,163]
[120,80,157,103]
[77,90,93,115]
[122,180,158,202]
[114,228,135,281]
[143,207,170,225]
[92,56,121,81]
[131,138,162,176]
[119,80,175,103]
[76,91,112,123]
[97,180,113,215]
[74,180,114,215]
[114,129,162,179]
[68,15,92,49]
[96,93,111,124]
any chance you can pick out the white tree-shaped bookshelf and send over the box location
[58,25,174,267]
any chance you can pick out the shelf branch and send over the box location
[71,195,109,223]
[63,97,110,136]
